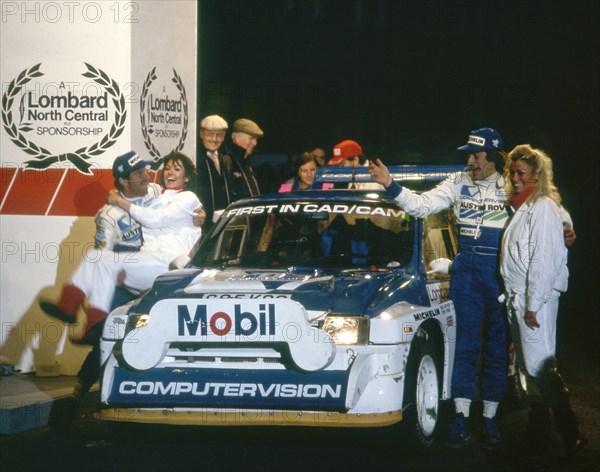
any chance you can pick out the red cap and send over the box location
[329,140,363,166]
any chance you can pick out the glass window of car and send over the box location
[192,201,414,270]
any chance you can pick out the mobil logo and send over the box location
[178,303,276,337]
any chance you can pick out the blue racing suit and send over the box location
[387,171,509,402]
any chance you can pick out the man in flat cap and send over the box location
[197,115,234,227]
[229,118,264,200]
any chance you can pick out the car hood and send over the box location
[136,266,420,321]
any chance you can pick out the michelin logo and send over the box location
[413,307,441,322]
[467,135,485,147]
[118,381,342,398]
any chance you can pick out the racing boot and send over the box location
[541,365,588,458]
[524,402,552,457]
[69,307,107,345]
[39,284,85,324]
[482,400,501,448]
[446,414,472,448]
[551,400,588,458]
[483,417,501,448]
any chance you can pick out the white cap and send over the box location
[200,115,228,130]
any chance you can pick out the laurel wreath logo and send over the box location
[1,63,126,175]
[139,67,189,170]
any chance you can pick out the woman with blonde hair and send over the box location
[500,144,586,458]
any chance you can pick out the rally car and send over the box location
[96,165,463,449]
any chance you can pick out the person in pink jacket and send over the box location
[279,152,319,192]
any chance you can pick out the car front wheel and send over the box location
[400,330,443,450]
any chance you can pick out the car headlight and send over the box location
[321,315,370,345]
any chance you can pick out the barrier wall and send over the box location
[0,1,198,374]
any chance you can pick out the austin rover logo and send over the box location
[1,63,126,175]
[139,67,189,170]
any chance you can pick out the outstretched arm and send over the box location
[369,159,457,219]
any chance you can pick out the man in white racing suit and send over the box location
[369,128,575,449]
[62,152,161,403]
[94,160,162,253]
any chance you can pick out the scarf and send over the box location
[508,185,535,210]
[163,185,185,193]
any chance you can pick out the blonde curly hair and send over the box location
[506,144,562,206]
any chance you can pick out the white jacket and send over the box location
[130,189,202,260]
[500,197,569,312]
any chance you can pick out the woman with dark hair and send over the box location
[501,144,587,458]
[161,151,198,192]
[40,152,202,344]
[279,152,318,192]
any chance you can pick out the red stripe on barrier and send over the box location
[0,167,19,208]
[48,169,114,216]
[0,168,64,215]
[0,168,165,216]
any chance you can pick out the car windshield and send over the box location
[192,200,414,270]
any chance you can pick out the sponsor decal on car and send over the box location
[109,368,348,410]
[178,303,276,337]
[121,299,336,372]
[426,282,450,304]
[195,294,291,299]
[225,203,406,218]
[412,307,442,322]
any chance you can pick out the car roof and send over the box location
[314,164,465,186]
[231,164,465,207]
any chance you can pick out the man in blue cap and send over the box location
[369,128,575,449]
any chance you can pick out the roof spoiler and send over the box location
[313,164,465,186]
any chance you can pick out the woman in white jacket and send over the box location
[500,144,586,458]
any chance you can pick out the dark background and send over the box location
[198,1,599,360]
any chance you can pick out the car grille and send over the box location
[158,346,284,369]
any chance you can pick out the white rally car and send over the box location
[97,165,462,449]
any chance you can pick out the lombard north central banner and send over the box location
[1,61,129,215]
[1,61,194,216]
[0,1,197,374]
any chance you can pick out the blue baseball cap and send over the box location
[457,128,504,152]
[112,151,152,179]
